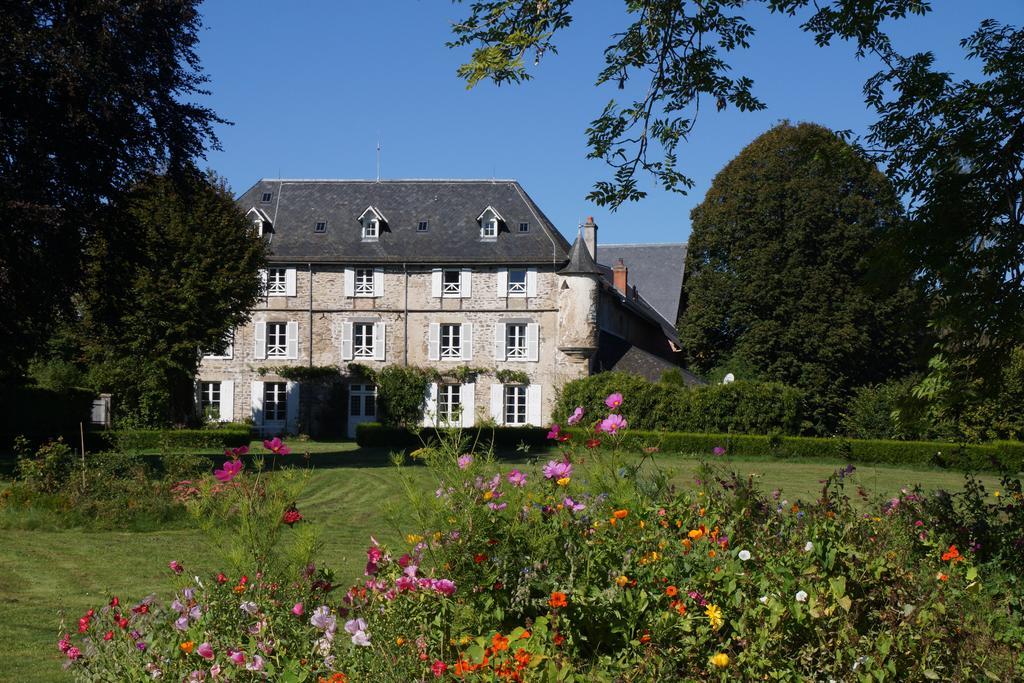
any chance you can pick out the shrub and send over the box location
[355,423,549,452]
[0,385,94,451]
[103,424,251,451]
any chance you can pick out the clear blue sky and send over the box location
[196,1,1023,246]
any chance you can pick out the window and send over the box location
[438,384,461,423]
[506,324,527,359]
[354,268,374,296]
[260,192,272,203]
[253,218,265,236]
[507,269,527,296]
[349,384,377,417]
[442,269,462,296]
[315,221,326,233]
[267,268,287,295]
[482,218,498,238]
[364,218,378,240]
[200,382,221,419]
[264,382,287,422]
[440,324,461,359]
[518,222,529,233]
[266,322,288,358]
[417,221,429,232]
[504,385,527,425]
[353,323,374,358]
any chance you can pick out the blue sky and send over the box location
[196,1,1022,246]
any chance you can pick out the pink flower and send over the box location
[169,560,184,574]
[246,655,264,672]
[223,446,249,458]
[457,454,473,470]
[712,446,726,456]
[543,460,572,480]
[66,646,81,660]
[605,392,623,409]
[599,413,628,434]
[567,406,585,425]
[229,650,245,666]
[547,424,570,442]
[197,642,214,660]
[262,437,291,455]
[432,660,448,677]
[214,459,244,482]
[58,634,71,653]
[432,579,456,596]
[563,497,585,512]
[291,602,304,616]
[507,469,527,487]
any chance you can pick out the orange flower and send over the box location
[936,572,949,582]
[688,528,704,540]
[665,585,678,597]
[553,633,565,647]
[941,545,963,563]
[179,641,194,654]
[672,600,687,616]
[548,592,568,608]
[613,509,629,519]
[514,648,531,666]
[519,630,530,640]
[708,550,717,558]
[318,675,349,683]
[639,631,651,644]
[491,632,509,652]
[681,538,692,551]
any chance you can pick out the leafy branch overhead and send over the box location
[448,0,931,208]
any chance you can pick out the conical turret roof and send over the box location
[558,232,603,275]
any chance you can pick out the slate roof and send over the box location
[594,331,704,385]
[598,243,687,325]
[558,233,603,276]
[237,179,572,265]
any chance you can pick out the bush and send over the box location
[103,423,251,451]
[355,423,549,452]
[0,385,94,450]
[554,373,805,434]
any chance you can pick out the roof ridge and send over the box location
[260,178,520,183]
[601,242,688,247]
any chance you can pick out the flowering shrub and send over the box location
[59,394,1024,680]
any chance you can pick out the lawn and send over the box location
[0,443,1005,682]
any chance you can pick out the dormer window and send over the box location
[260,192,272,203]
[246,207,272,237]
[358,206,387,241]
[476,206,505,240]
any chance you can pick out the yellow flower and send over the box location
[615,575,629,587]
[556,477,571,486]
[994,490,1001,498]
[433,531,442,542]
[483,490,494,501]
[705,603,724,630]
[406,533,424,544]
[639,520,645,528]
[396,637,405,646]
[459,635,470,645]
[710,653,729,668]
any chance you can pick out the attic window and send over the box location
[418,221,429,232]
[482,219,498,239]
[518,222,529,233]
[260,192,272,203]
[364,219,378,239]
[477,206,504,240]
[315,221,327,233]
[358,206,387,241]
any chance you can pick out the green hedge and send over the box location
[2,385,94,450]
[572,428,1024,472]
[554,373,805,435]
[355,423,550,452]
[102,424,252,451]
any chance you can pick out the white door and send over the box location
[347,384,378,438]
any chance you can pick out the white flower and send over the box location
[804,541,814,552]
[795,590,808,603]
[758,595,768,604]
[738,550,751,561]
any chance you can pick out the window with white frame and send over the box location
[264,382,287,422]
[353,322,374,358]
[267,268,287,295]
[442,269,462,296]
[438,384,461,423]
[266,322,288,358]
[363,218,378,240]
[354,268,374,296]
[507,269,527,296]
[349,384,377,417]
[506,324,527,359]
[504,385,527,425]
[482,218,498,238]
[200,382,221,419]
[440,324,461,359]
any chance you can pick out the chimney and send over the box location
[612,258,628,295]
[582,216,597,261]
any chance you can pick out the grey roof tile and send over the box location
[598,243,687,324]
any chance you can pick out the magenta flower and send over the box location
[712,446,726,456]
[228,650,246,666]
[507,469,527,487]
[599,413,628,434]
[197,642,214,660]
[543,460,572,480]
[66,646,82,661]
[605,392,623,410]
[262,437,291,455]
[223,445,249,458]
[214,459,244,482]
[563,497,585,512]
[457,454,473,470]
[567,406,585,425]
[432,578,457,596]
[291,602,304,616]
[547,424,561,440]
[246,655,265,672]
[169,560,184,574]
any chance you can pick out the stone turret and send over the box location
[556,231,602,360]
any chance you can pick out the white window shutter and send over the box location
[490,384,503,425]
[526,323,539,362]
[462,323,473,361]
[461,382,475,428]
[344,267,355,297]
[431,269,442,298]
[373,267,384,297]
[259,269,268,295]
[428,323,440,361]
[461,268,472,298]
[220,380,234,423]
[254,321,267,360]
[527,384,542,426]
[373,322,385,361]
[494,323,506,361]
[423,382,438,427]
[286,321,299,359]
[497,269,508,298]
[285,268,297,297]
[193,380,202,415]
[526,268,538,298]
[286,381,300,433]
[251,380,264,426]
[223,332,234,360]
[341,322,354,361]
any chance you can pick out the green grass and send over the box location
[0,446,1006,682]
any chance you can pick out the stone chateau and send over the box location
[196,179,692,437]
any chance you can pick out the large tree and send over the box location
[77,171,266,426]
[0,0,224,382]
[678,122,926,431]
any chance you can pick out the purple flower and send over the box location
[214,459,244,482]
[507,469,527,487]
[488,501,508,511]
[712,446,726,457]
[599,414,628,434]
[567,406,585,425]
[457,454,473,470]
[543,460,572,480]
[605,392,623,409]
[174,616,189,631]
[563,497,585,512]
[310,606,336,633]
[547,424,562,440]
[344,618,367,635]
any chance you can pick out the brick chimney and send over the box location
[612,258,628,294]
[582,216,597,261]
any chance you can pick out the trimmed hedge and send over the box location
[356,423,550,452]
[101,424,252,451]
[572,428,1024,473]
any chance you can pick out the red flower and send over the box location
[553,633,565,647]
[216,572,228,584]
[585,438,601,449]
[473,553,487,564]
[941,545,963,563]
[103,630,114,641]
[431,660,448,677]
[132,604,149,615]
[548,592,568,608]
[109,596,119,608]
[118,617,129,629]
[282,507,303,526]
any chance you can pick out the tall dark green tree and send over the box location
[0,0,224,382]
[678,122,926,431]
[78,171,266,426]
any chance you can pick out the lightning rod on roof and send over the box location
[376,137,381,182]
